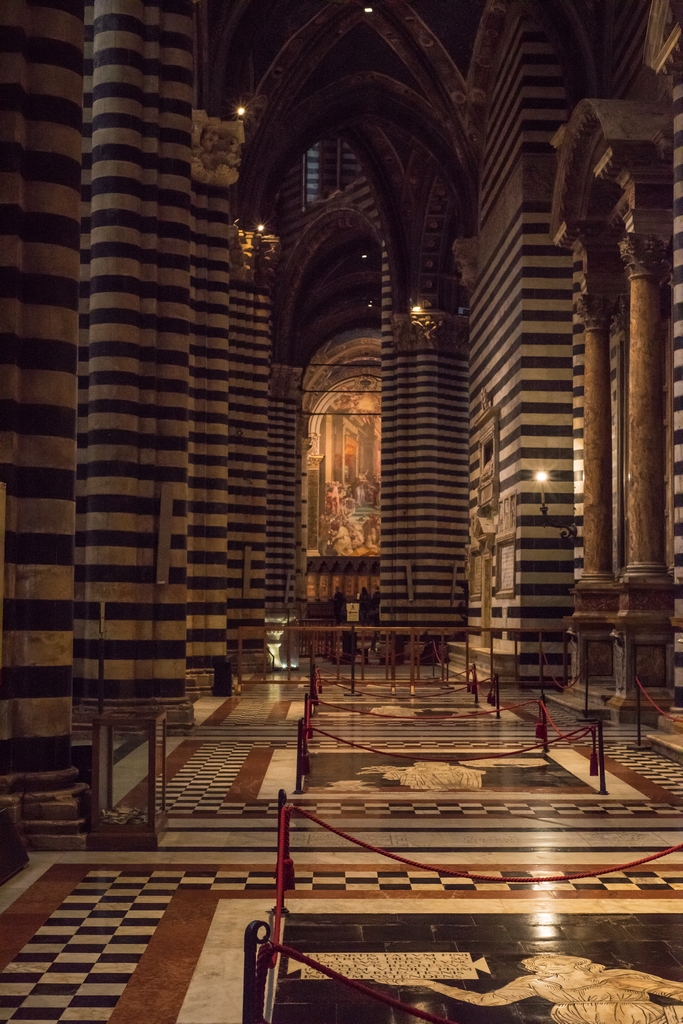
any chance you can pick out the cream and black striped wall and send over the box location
[469,14,573,674]
[186,180,231,671]
[674,75,683,705]
[73,0,194,713]
[226,266,270,655]
[266,375,300,613]
[0,0,84,775]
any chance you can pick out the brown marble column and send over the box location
[576,295,614,580]
[619,234,670,576]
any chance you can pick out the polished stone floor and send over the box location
[2,681,683,1023]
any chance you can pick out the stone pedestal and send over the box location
[570,580,620,697]
[0,769,88,851]
[607,575,675,721]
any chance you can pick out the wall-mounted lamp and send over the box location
[257,224,265,232]
[535,471,548,509]
[412,305,422,313]
[364,6,373,11]
[237,106,246,118]
[535,470,577,540]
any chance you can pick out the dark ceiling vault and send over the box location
[207,0,602,366]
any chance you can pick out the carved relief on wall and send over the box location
[191,110,245,186]
[391,313,469,355]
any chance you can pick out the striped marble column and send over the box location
[74,0,194,731]
[186,113,242,678]
[673,75,683,709]
[266,366,303,615]
[226,231,275,662]
[382,313,470,625]
[0,0,86,844]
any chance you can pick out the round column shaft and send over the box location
[619,234,669,576]
[577,296,614,579]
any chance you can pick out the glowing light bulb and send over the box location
[364,6,373,11]
[361,253,368,259]
[535,472,548,482]
[412,305,422,313]
[257,224,265,232]
[237,106,246,117]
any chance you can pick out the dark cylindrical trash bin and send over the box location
[213,660,232,697]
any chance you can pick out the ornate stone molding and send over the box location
[452,237,479,295]
[619,233,671,282]
[227,225,247,275]
[391,312,469,355]
[645,0,683,75]
[610,295,630,335]
[251,232,281,291]
[575,295,616,332]
[550,99,672,247]
[269,364,302,403]
[191,110,244,186]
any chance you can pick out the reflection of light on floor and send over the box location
[266,633,299,670]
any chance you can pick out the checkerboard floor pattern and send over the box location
[166,743,253,813]
[607,744,683,796]
[0,871,170,1023]
[4,866,683,1021]
[173,797,680,818]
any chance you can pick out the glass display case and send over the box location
[88,712,167,850]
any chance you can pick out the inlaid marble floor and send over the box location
[2,686,683,1023]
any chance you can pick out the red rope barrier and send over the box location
[308,722,594,764]
[540,700,586,741]
[315,697,540,721]
[636,676,682,723]
[288,805,683,882]
[263,941,463,1024]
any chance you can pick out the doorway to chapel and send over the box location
[303,334,381,618]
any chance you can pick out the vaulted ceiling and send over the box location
[203,0,604,364]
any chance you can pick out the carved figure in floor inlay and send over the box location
[358,761,486,790]
[420,953,683,1023]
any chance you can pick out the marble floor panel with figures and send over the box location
[3,687,683,1023]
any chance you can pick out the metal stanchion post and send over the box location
[495,673,501,720]
[294,718,305,793]
[465,631,469,688]
[242,921,271,1024]
[538,631,545,703]
[583,659,590,720]
[542,702,549,753]
[271,789,291,916]
[636,682,642,748]
[350,625,356,694]
[597,720,608,795]
[563,632,569,689]
[489,630,494,692]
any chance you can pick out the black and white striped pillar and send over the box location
[0,0,86,843]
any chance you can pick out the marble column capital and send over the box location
[191,110,244,186]
[269,364,302,403]
[391,312,469,355]
[575,294,616,332]
[619,233,671,282]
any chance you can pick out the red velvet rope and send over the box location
[322,676,466,695]
[288,805,683,882]
[315,697,539,721]
[540,700,585,741]
[263,940,463,1024]
[308,722,594,763]
[636,675,682,723]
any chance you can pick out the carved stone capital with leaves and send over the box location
[192,110,244,186]
[575,294,616,332]
[269,364,302,403]
[619,233,671,282]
